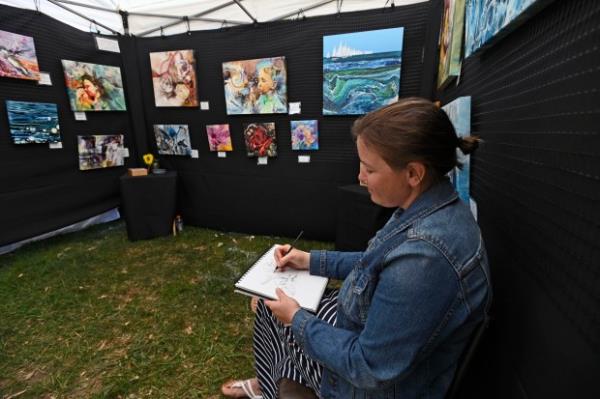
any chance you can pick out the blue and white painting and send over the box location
[442,96,471,203]
[6,100,61,144]
[153,124,192,156]
[465,0,554,57]
[323,27,404,115]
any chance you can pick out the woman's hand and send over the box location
[274,245,310,271]
[264,288,301,326]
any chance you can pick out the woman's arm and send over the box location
[309,250,363,280]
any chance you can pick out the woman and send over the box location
[222,97,492,399]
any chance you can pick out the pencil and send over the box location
[274,230,304,272]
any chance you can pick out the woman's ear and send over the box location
[405,162,426,187]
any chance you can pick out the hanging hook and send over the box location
[160,26,165,37]
[184,16,191,35]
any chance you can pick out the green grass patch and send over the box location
[0,222,333,398]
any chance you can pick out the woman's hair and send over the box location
[351,97,480,181]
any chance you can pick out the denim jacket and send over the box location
[291,179,492,399]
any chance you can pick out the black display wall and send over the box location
[128,1,440,241]
[0,5,138,246]
[437,1,600,397]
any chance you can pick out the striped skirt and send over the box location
[253,289,339,399]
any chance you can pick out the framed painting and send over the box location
[323,27,404,115]
[442,96,471,203]
[150,50,198,107]
[0,30,40,80]
[206,124,233,152]
[154,124,192,156]
[243,122,277,157]
[291,120,319,150]
[438,0,466,88]
[223,57,287,115]
[62,60,127,111]
[77,134,125,170]
[6,100,60,144]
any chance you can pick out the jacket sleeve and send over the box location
[293,240,460,390]
[309,250,362,280]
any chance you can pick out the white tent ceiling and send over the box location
[1,0,429,36]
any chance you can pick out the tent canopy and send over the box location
[1,0,428,36]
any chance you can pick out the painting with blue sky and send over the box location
[323,27,404,115]
[442,96,471,203]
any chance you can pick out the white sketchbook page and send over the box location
[235,245,328,312]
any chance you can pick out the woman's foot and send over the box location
[221,378,262,398]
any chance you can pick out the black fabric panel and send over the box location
[0,5,140,246]
[127,2,439,241]
[437,0,600,397]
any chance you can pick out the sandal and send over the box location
[221,378,263,399]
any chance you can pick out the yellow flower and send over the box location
[143,153,154,166]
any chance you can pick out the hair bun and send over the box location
[458,136,481,155]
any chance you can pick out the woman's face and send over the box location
[83,79,98,98]
[257,68,275,94]
[357,136,418,209]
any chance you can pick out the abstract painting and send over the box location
[6,100,60,144]
[77,134,125,170]
[206,124,233,152]
[223,57,287,115]
[0,30,40,80]
[62,60,127,111]
[291,120,319,150]
[442,96,471,203]
[465,0,555,57]
[154,124,192,156]
[243,122,277,157]
[438,0,466,88]
[150,50,198,107]
[323,27,404,115]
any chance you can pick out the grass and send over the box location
[0,221,333,399]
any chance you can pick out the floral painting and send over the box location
[442,96,471,203]
[150,50,198,107]
[77,134,125,170]
[154,124,192,156]
[62,60,127,111]
[291,120,319,150]
[0,30,40,80]
[206,124,233,152]
[323,27,404,115]
[223,57,287,115]
[6,100,60,144]
[243,122,277,157]
[438,0,466,88]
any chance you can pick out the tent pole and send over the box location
[52,0,115,13]
[46,0,121,35]
[268,0,336,22]
[232,0,257,24]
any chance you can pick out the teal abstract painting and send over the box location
[323,27,404,115]
[442,96,471,203]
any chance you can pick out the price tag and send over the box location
[49,141,63,149]
[298,155,311,163]
[122,148,130,158]
[95,36,120,53]
[257,156,268,165]
[37,72,52,86]
[191,149,199,158]
[288,102,301,115]
[217,151,227,158]
[200,101,210,110]
[74,112,87,121]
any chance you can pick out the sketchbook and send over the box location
[234,245,329,313]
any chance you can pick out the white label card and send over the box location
[257,157,268,165]
[74,112,87,121]
[95,36,120,53]
[217,152,227,158]
[49,141,63,149]
[37,72,52,86]
[122,148,130,158]
[298,155,311,163]
[200,101,210,110]
[191,149,199,158]
[288,102,301,115]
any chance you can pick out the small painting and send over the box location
[291,120,319,150]
[77,134,125,170]
[0,30,40,80]
[438,0,466,88]
[323,27,404,115]
[442,96,471,203]
[150,50,198,107]
[206,124,233,152]
[154,124,192,156]
[62,60,127,111]
[223,57,287,115]
[243,122,277,157]
[6,100,60,144]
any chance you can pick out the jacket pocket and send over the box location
[341,270,374,325]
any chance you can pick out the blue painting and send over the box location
[442,96,471,203]
[323,27,404,115]
[153,124,192,156]
[465,0,555,57]
[6,100,61,144]
[291,120,319,150]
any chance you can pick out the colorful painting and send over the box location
[223,57,287,115]
[465,0,555,57]
[6,100,60,144]
[243,122,277,157]
[78,134,125,170]
[206,124,233,152]
[291,120,319,150]
[438,0,466,88]
[442,96,471,203]
[154,124,192,156]
[323,27,404,115]
[0,30,40,80]
[150,50,198,107]
[62,60,126,111]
